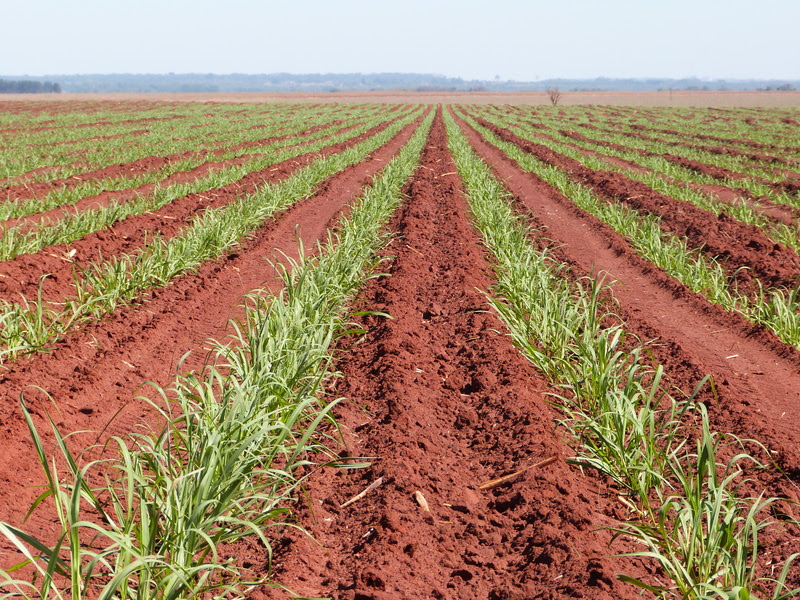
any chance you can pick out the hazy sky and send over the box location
[3,0,798,81]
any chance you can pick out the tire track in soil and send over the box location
[263,111,647,600]
[0,115,412,304]
[454,110,800,480]
[473,116,800,294]
[0,109,429,567]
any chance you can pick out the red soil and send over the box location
[0,116,410,305]
[0,117,353,204]
[530,124,800,226]
[473,116,800,293]
[455,110,800,587]
[2,102,799,597]
[0,120,363,236]
[625,120,799,156]
[262,111,647,600]
[455,109,800,476]
[0,108,426,566]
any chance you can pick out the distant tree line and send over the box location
[0,79,62,93]
[756,83,796,91]
[2,74,800,94]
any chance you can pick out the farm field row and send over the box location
[0,101,799,599]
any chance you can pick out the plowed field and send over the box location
[1,101,799,600]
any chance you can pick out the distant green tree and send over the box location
[0,79,62,93]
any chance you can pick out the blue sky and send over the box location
[3,0,798,80]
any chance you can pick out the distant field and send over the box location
[1,100,800,599]
[2,89,800,106]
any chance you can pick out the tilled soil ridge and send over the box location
[471,116,800,292]
[0,110,427,564]
[453,110,800,479]
[0,115,413,304]
[266,112,645,600]
[551,127,800,225]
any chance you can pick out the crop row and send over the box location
[482,106,800,199]
[457,108,800,351]
[559,106,800,155]
[445,108,799,598]
[0,102,797,599]
[471,107,800,258]
[0,107,423,362]
[0,103,385,185]
[0,107,405,259]
[0,108,435,600]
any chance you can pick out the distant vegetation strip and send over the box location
[3,73,800,93]
[0,79,62,94]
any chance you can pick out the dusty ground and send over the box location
[1,101,799,597]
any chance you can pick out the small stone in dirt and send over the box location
[463,487,481,507]
[78,407,94,415]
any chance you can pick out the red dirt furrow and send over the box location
[1,152,194,203]
[656,151,800,195]
[693,182,799,225]
[2,114,187,136]
[0,151,227,232]
[0,116,177,139]
[265,111,647,600]
[221,119,346,154]
[475,117,800,293]
[0,118,348,203]
[627,122,798,154]
[0,165,63,188]
[0,120,365,234]
[0,116,413,304]
[26,129,152,149]
[546,127,800,225]
[582,121,800,168]
[0,109,428,567]
[454,110,800,482]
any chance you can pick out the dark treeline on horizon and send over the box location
[1,73,798,94]
[0,79,62,93]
